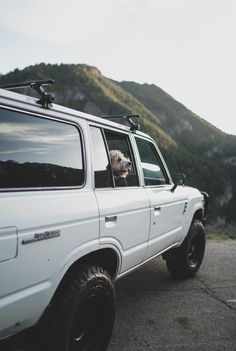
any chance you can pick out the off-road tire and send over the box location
[48,265,115,351]
[165,220,206,279]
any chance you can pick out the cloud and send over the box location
[0,0,117,44]
[1,0,236,134]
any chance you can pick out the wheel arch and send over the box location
[163,208,204,262]
[49,247,119,305]
[193,208,204,223]
[185,208,204,242]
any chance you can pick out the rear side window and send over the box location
[135,137,168,186]
[0,108,84,189]
[90,127,139,188]
[104,130,139,187]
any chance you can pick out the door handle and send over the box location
[154,206,161,214]
[105,215,117,223]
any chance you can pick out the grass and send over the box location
[206,233,236,240]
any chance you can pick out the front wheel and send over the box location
[49,265,115,351]
[165,220,206,279]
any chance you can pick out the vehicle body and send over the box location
[0,84,208,350]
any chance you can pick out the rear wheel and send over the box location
[49,265,115,351]
[165,220,206,279]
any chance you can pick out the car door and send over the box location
[134,136,188,260]
[90,126,150,274]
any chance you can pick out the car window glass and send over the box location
[135,137,168,186]
[90,127,113,188]
[0,108,84,189]
[104,130,139,187]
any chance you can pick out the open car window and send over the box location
[104,130,139,187]
[90,127,139,188]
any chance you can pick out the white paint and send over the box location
[0,88,205,340]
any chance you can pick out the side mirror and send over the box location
[171,173,186,193]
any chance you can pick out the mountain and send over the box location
[119,81,236,162]
[0,63,236,228]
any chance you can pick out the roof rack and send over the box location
[101,114,141,131]
[0,79,55,109]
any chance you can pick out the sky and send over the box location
[0,0,236,135]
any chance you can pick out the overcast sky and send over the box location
[1,0,236,135]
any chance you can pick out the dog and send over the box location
[109,150,132,186]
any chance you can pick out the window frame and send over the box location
[89,125,115,189]
[134,135,172,188]
[89,123,140,189]
[104,128,140,188]
[0,105,86,192]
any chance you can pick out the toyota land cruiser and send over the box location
[0,80,208,351]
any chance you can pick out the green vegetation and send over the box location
[207,233,236,240]
[0,63,236,232]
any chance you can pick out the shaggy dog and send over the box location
[109,150,132,185]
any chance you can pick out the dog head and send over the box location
[109,150,132,178]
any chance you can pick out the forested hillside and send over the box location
[0,63,235,228]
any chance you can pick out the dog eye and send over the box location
[117,157,121,162]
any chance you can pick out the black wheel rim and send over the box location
[69,291,109,351]
[187,235,204,269]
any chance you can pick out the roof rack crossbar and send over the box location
[0,79,55,109]
[101,114,141,131]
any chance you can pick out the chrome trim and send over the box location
[116,242,180,280]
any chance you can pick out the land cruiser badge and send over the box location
[22,230,60,245]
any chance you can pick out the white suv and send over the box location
[0,81,208,351]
